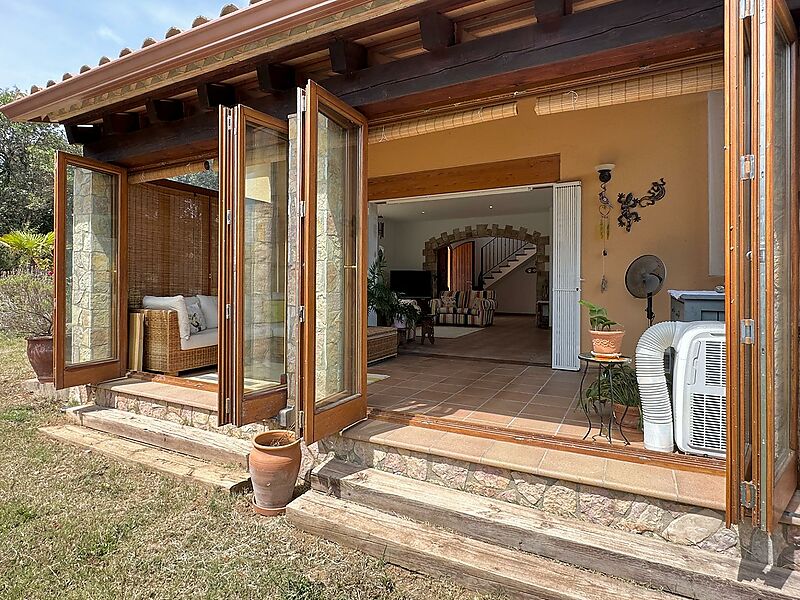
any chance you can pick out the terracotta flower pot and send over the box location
[26,336,53,383]
[249,430,302,517]
[590,329,625,356]
[613,402,641,431]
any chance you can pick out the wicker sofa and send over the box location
[430,290,497,327]
[133,309,217,375]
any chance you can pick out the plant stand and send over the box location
[577,353,632,446]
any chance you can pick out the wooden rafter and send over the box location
[420,12,456,51]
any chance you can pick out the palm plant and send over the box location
[0,230,55,270]
[367,250,420,327]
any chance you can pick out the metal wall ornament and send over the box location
[617,178,667,232]
[595,164,615,293]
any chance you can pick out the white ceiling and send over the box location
[375,186,553,222]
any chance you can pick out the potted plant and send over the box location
[249,430,302,516]
[0,269,54,382]
[579,300,625,356]
[367,250,400,327]
[581,363,642,431]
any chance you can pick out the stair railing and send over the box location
[478,237,535,287]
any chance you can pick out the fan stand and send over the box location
[646,292,655,326]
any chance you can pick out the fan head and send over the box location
[625,255,666,299]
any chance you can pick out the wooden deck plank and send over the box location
[39,425,251,494]
[67,405,251,469]
[287,492,679,600]
[311,459,800,600]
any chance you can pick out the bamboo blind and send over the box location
[368,102,518,144]
[128,182,218,308]
[535,62,724,115]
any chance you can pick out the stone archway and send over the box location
[423,224,549,292]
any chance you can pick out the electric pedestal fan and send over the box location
[625,255,666,326]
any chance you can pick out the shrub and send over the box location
[0,270,53,338]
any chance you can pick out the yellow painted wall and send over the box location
[368,94,725,355]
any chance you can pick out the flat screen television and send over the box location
[390,270,433,298]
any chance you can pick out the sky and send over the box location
[0,0,225,90]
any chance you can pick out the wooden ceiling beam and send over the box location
[146,99,185,122]
[419,12,456,51]
[329,39,369,75]
[257,63,297,93]
[64,124,103,145]
[83,0,723,167]
[102,112,140,135]
[534,0,573,26]
[197,83,237,109]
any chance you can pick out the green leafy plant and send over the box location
[579,299,618,331]
[0,230,55,270]
[580,364,642,428]
[367,250,420,327]
[0,269,53,337]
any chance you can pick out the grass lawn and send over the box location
[0,336,492,600]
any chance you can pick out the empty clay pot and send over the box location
[249,430,302,517]
[26,336,53,383]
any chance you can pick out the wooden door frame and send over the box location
[54,152,128,389]
[300,81,368,443]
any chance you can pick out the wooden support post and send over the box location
[102,113,140,135]
[256,63,296,93]
[329,39,368,76]
[146,99,185,122]
[197,83,237,110]
[64,124,103,145]
[420,12,456,51]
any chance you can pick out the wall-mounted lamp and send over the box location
[377,215,385,239]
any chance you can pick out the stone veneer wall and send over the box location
[68,168,116,364]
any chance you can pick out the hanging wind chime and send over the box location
[596,164,615,293]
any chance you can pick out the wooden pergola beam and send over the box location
[329,39,369,75]
[84,0,724,166]
[420,12,456,51]
[102,112,140,135]
[64,124,103,145]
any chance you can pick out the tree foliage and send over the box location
[0,88,79,236]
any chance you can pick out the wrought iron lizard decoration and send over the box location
[617,179,667,232]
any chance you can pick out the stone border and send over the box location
[422,224,549,279]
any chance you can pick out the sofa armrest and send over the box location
[430,298,442,313]
[131,309,182,372]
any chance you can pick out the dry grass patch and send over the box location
[0,336,496,600]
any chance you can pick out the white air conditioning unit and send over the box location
[672,322,727,458]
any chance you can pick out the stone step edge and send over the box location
[40,424,251,494]
[287,491,678,600]
[66,405,251,469]
[312,458,800,600]
[94,378,217,412]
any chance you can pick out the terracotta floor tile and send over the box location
[603,460,678,501]
[424,404,481,418]
[480,441,546,473]
[428,382,468,394]
[428,432,494,462]
[411,390,454,403]
[464,410,516,426]
[528,394,574,408]
[673,470,726,510]
[473,399,527,417]
[446,394,492,408]
[458,386,498,398]
[387,399,439,413]
[504,382,545,394]
[537,449,607,486]
[493,390,535,403]
[507,416,560,434]
[518,404,573,420]
[367,394,400,408]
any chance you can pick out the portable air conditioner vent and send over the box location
[673,323,727,458]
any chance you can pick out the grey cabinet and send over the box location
[669,290,725,323]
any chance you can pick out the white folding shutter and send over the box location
[551,182,582,371]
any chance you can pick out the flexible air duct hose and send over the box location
[635,321,694,452]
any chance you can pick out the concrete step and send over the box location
[40,424,251,493]
[66,405,251,469]
[310,459,800,600]
[287,491,679,600]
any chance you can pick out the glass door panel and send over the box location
[300,81,368,443]
[55,152,127,389]
[759,0,798,531]
[218,106,289,426]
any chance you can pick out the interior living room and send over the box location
[376,186,553,365]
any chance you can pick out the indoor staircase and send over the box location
[480,237,537,288]
[287,458,800,600]
[39,403,252,493]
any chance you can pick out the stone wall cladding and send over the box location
[317,434,747,556]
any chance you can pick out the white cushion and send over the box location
[143,295,191,340]
[197,295,219,329]
[180,327,217,351]
[185,296,208,333]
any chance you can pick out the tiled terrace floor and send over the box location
[400,314,551,364]
[368,354,644,448]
